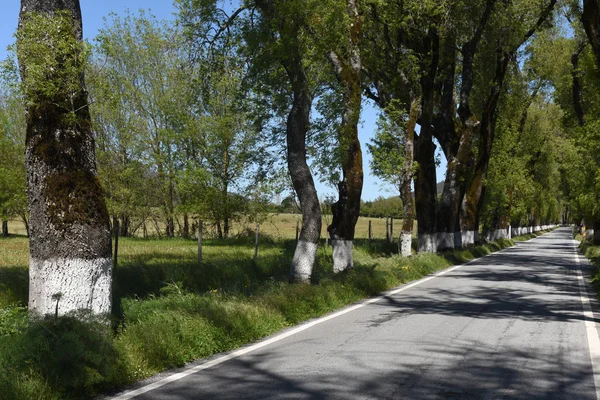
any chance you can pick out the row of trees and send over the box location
[6,0,600,318]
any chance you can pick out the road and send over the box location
[112,227,600,399]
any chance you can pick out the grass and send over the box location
[577,233,600,300]
[0,226,552,399]
[2,214,414,241]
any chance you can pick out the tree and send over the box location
[460,0,557,243]
[367,101,417,256]
[319,0,364,272]
[17,0,112,318]
[362,0,445,253]
[179,56,273,239]
[0,71,27,237]
[250,0,323,283]
[94,11,187,238]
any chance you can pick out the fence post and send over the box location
[254,223,260,261]
[386,217,390,242]
[390,217,394,243]
[198,220,203,264]
[113,216,119,270]
[368,220,372,242]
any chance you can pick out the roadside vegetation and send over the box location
[577,233,600,302]
[0,224,550,399]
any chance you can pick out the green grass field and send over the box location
[0,219,549,399]
[1,213,414,241]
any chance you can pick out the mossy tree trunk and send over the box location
[399,99,418,257]
[434,1,495,249]
[327,0,364,273]
[17,0,112,318]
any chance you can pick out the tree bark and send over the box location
[415,26,439,253]
[399,99,418,257]
[21,214,30,237]
[462,47,510,242]
[434,1,494,249]
[327,0,364,273]
[463,1,557,239]
[18,0,112,318]
[583,0,600,69]
[216,219,223,239]
[119,214,129,237]
[1,220,8,237]
[252,0,323,283]
[594,219,600,245]
[182,213,190,239]
[284,53,321,283]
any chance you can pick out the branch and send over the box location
[210,5,248,46]
[364,86,380,105]
[521,0,558,47]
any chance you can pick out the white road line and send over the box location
[574,248,600,400]
[111,234,548,399]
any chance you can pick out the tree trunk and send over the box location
[415,27,439,253]
[583,0,600,69]
[1,220,8,237]
[21,214,30,237]
[165,215,175,238]
[437,123,475,249]
[462,47,510,242]
[216,219,223,239]
[223,216,230,239]
[18,0,112,318]
[119,214,129,237]
[327,0,364,273]
[254,1,322,283]
[399,99,418,257]
[435,2,494,249]
[182,213,189,239]
[283,46,321,284]
[594,220,600,245]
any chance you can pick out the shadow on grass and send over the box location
[0,266,28,306]
[0,313,122,400]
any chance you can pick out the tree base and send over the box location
[28,257,112,318]
[436,232,454,251]
[461,230,475,246]
[331,240,353,273]
[400,233,412,257]
[418,233,437,253]
[290,240,318,283]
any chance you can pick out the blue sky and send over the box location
[0,1,447,202]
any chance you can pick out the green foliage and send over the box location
[360,196,404,218]
[368,107,409,193]
[16,11,89,124]
[0,66,26,225]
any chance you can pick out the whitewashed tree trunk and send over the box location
[18,0,112,319]
[400,232,412,257]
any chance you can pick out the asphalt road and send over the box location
[112,227,600,399]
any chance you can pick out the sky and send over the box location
[0,0,447,202]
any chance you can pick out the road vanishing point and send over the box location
[111,227,600,399]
